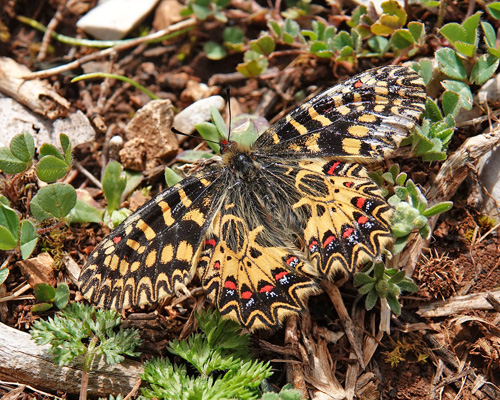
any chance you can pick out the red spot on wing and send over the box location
[205,239,216,247]
[286,256,298,266]
[113,236,122,244]
[354,80,363,88]
[275,271,289,280]
[327,161,342,175]
[241,291,252,299]
[344,182,354,188]
[259,285,274,293]
[214,261,221,270]
[308,240,318,250]
[323,236,335,248]
[224,280,237,290]
[356,197,366,209]
[358,216,368,224]
[343,228,354,238]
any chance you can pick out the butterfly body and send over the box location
[79,66,426,330]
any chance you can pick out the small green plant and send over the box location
[436,12,500,112]
[141,308,275,400]
[370,164,453,254]
[31,302,141,400]
[354,262,419,314]
[0,133,76,262]
[32,282,70,312]
[384,337,429,367]
[181,0,231,22]
[261,384,304,400]
[0,195,38,259]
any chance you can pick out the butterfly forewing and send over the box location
[79,169,224,309]
[254,66,426,161]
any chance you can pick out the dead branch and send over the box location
[0,322,142,397]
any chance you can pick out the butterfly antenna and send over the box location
[225,85,232,142]
[171,127,219,145]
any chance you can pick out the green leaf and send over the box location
[176,150,214,162]
[482,21,497,48]
[20,220,38,259]
[30,196,53,222]
[268,20,281,37]
[462,11,481,44]
[0,147,29,174]
[284,19,300,39]
[358,282,376,294]
[392,235,409,254]
[164,167,183,187]
[39,143,64,160]
[69,198,105,224]
[10,132,35,163]
[381,0,407,25]
[454,41,477,58]
[54,283,70,309]
[0,225,17,250]
[0,203,20,240]
[422,201,453,217]
[32,302,54,313]
[103,161,127,213]
[60,134,72,165]
[442,90,460,117]
[391,29,414,50]
[488,2,500,19]
[249,35,275,56]
[367,36,390,56]
[386,293,401,315]
[354,272,376,286]
[34,283,56,302]
[30,183,77,220]
[374,263,385,280]
[396,172,407,186]
[441,81,473,110]
[0,268,9,285]
[210,106,228,139]
[236,50,268,77]
[204,41,227,60]
[388,270,406,284]
[423,98,443,122]
[365,289,378,310]
[416,60,434,86]
[408,21,425,42]
[398,279,419,292]
[36,155,70,183]
[262,393,280,400]
[435,48,467,80]
[470,54,500,85]
[196,122,222,154]
[223,26,244,43]
[439,23,468,43]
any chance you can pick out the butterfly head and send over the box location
[220,139,259,180]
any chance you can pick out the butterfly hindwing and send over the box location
[290,159,393,277]
[254,66,426,161]
[79,170,223,309]
[198,203,319,330]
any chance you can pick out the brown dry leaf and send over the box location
[16,253,56,288]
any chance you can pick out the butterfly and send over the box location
[78,66,426,331]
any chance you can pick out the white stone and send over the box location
[76,0,160,40]
[173,95,226,135]
[0,97,95,148]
